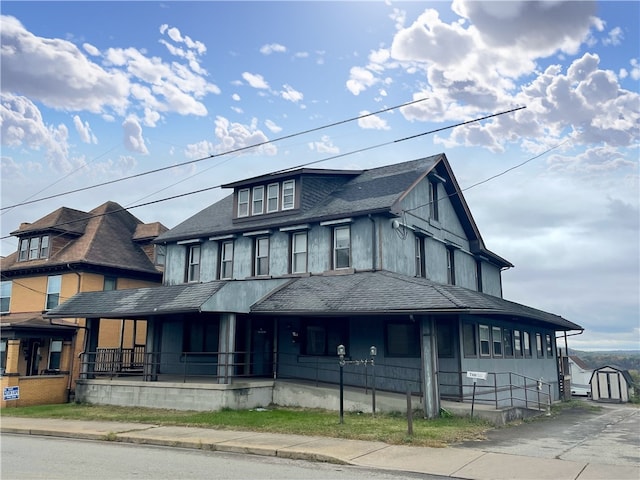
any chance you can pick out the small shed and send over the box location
[589,365,635,403]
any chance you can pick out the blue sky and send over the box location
[1,1,638,351]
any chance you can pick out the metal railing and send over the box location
[439,370,553,411]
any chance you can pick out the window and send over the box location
[48,340,63,370]
[267,183,279,213]
[254,237,269,276]
[103,277,117,291]
[282,180,295,210]
[186,245,201,282]
[0,339,6,373]
[183,318,220,352]
[155,244,166,266]
[429,180,439,221]
[333,226,350,269]
[446,248,456,285]
[19,239,29,261]
[252,186,264,215]
[437,322,454,357]
[479,324,490,356]
[45,275,62,309]
[29,236,40,260]
[476,259,483,292]
[536,333,544,358]
[291,232,308,274]
[492,326,503,357]
[19,236,51,261]
[463,323,477,357]
[220,241,234,279]
[514,330,523,358]
[302,318,348,356]
[385,321,420,357]
[237,188,250,217]
[523,331,532,357]
[40,236,50,258]
[503,328,514,357]
[415,237,426,278]
[0,281,11,314]
[545,334,553,357]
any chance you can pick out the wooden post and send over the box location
[406,389,413,436]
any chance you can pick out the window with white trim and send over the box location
[267,183,279,213]
[29,236,40,260]
[0,281,11,314]
[291,232,308,274]
[446,247,456,285]
[40,236,50,258]
[415,236,426,278]
[220,241,234,279]
[429,180,439,221]
[45,275,62,309]
[19,235,51,261]
[333,225,350,269]
[238,189,250,217]
[479,324,490,356]
[536,333,544,358]
[282,180,295,210]
[186,245,201,283]
[523,331,532,357]
[254,237,269,276]
[19,239,29,261]
[492,326,503,357]
[252,186,264,215]
[514,329,523,358]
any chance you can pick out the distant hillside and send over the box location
[569,349,640,371]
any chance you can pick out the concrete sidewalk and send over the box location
[2,416,638,480]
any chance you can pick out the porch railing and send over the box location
[91,346,146,374]
[439,370,553,411]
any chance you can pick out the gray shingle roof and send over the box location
[156,155,442,243]
[251,270,582,331]
[45,282,226,319]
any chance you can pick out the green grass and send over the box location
[0,403,491,447]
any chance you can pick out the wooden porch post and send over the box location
[218,313,236,384]
[84,317,100,379]
[420,316,440,419]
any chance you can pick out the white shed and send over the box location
[589,365,635,403]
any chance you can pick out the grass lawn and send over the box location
[0,403,492,448]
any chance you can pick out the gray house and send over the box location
[46,154,582,416]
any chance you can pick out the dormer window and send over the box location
[252,186,264,215]
[282,180,295,210]
[238,189,250,217]
[18,235,50,261]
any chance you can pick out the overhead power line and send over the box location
[0,105,526,241]
[1,97,430,212]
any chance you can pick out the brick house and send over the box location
[1,202,167,407]
[46,154,582,416]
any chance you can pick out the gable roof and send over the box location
[155,154,508,267]
[1,202,166,277]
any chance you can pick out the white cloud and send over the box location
[260,43,286,55]
[280,84,303,103]
[603,26,623,46]
[73,115,97,144]
[242,72,270,89]
[122,116,148,154]
[346,66,377,95]
[213,116,277,156]
[308,135,339,154]
[265,119,282,133]
[358,111,390,130]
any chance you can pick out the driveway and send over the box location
[457,400,640,466]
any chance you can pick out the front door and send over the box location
[435,317,462,400]
[250,318,273,377]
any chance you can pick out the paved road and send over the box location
[1,434,447,480]
[457,401,640,466]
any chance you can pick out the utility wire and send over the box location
[0,105,526,240]
[1,97,429,211]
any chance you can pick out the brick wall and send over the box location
[1,374,69,408]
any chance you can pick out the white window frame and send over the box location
[252,185,264,215]
[254,237,270,276]
[479,324,490,357]
[492,326,503,357]
[48,339,63,370]
[333,225,351,269]
[282,180,295,210]
[29,236,40,260]
[0,281,11,314]
[187,244,201,283]
[45,275,62,310]
[237,188,250,217]
[220,241,234,280]
[292,231,308,274]
[19,239,29,261]
[267,183,279,213]
[446,248,456,285]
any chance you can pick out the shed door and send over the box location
[595,371,622,402]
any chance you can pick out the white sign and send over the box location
[3,386,19,401]
[466,371,488,380]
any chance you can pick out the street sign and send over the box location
[3,386,19,401]
[466,371,487,380]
